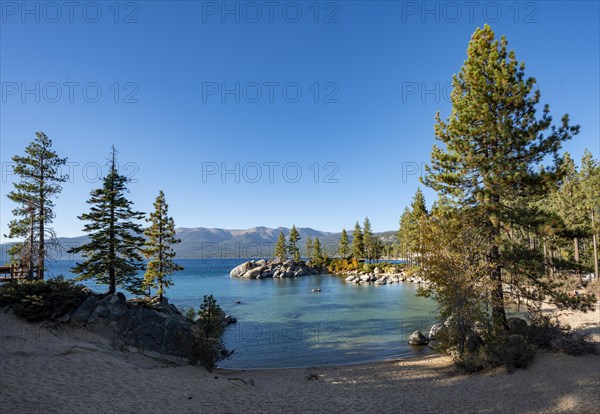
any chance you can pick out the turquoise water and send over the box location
[47,259,438,369]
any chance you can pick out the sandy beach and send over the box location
[1,305,598,414]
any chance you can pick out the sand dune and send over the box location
[1,306,598,414]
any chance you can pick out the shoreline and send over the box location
[2,305,598,413]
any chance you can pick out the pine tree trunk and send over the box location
[592,210,599,280]
[38,151,45,280]
[108,186,116,295]
[28,210,35,280]
[489,193,507,330]
[573,237,582,284]
[38,198,45,280]
[543,241,548,277]
[490,244,507,329]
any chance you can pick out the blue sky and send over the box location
[1,1,599,237]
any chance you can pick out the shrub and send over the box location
[0,277,89,322]
[188,295,233,370]
[549,332,589,355]
[182,306,197,321]
[480,333,537,373]
[522,313,592,355]
[328,258,359,273]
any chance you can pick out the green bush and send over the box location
[181,306,197,322]
[0,277,89,322]
[481,334,537,373]
[188,295,233,370]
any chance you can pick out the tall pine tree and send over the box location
[363,217,375,263]
[352,221,364,260]
[397,207,411,258]
[6,132,68,279]
[288,225,301,263]
[143,191,183,300]
[305,235,313,261]
[339,228,350,258]
[579,150,600,279]
[69,147,146,294]
[274,232,287,261]
[398,189,429,264]
[312,237,324,268]
[423,25,582,328]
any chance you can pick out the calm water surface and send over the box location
[47,258,438,368]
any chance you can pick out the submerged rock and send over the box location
[408,330,430,345]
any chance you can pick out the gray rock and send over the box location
[345,276,356,282]
[70,295,101,324]
[51,311,71,324]
[230,261,255,277]
[408,330,429,345]
[374,267,383,274]
[283,259,294,267]
[255,259,267,267]
[429,323,447,340]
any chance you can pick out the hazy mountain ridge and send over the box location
[1,226,397,260]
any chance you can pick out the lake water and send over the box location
[46,258,438,369]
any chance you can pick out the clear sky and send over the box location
[1,1,599,238]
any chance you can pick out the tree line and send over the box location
[272,216,387,267]
[5,139,182,299]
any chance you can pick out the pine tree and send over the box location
[191,294,232,369]
[6,132,68,279]
[408,188,429,254]
[579,150,600,279]
[288,225,301,263]
[397,207,411,258]
[339,228,350,258]
[312,237,324,268]
[423,25,583,328]
[363,217,375,263]
[274,232,287,261]
[549,153,589,282]
[352,221,364,260]
[69,147,146,295]
[143,191,183,300]
[305,235,313,262]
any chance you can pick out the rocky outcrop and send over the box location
[68,293,193,362]
[63,293,233,364]
[230,260,322,279]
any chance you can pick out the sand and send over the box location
[1,306,599,414]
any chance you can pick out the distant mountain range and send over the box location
[1,226,398,260]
